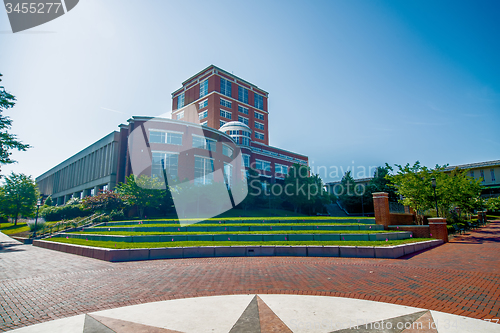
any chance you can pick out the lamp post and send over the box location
[33,197,42,238]
[431,177,438,217]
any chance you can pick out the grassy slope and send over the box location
[0,222,57,236]
[94,222,371,228]
[69,230,397,236]
[113,216,373,223]
[46,237,433,249]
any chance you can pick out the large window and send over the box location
[254,111,264,121]
[220,98,232,108]
[242,154,250,168]
[255,159,271,172]
[275,163,288,176]
[255,132,265,140]
[199,79,208,98]
[238,86,248,104]
[491,169,496,182]
[192,135,217,152]
[222,144,233,157]
[220,120,226,127]
[177,93,184,109]
[238,115,249,125]
[236,137,250,146]
[254,93,263,110]
[194,156,214,185]
[480,170,485,182]
[238,105,249,115]
[199,99,208,109]
[255,122,264,130]
[177,111,184,120]
[224,163,233,188]
[150,131,183,145]
[220,109,232,119]
[198,110,208,120]
[220,77,232,97]
[152,152,179,179]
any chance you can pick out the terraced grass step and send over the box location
[60,231,412,243]
[89,224,385,233]
[102,217,376,226]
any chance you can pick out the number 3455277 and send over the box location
[5,3,62,14]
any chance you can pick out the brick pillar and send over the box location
[428,218,448,243]
[373,192,390,229]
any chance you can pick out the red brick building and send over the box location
[37,66,308,204]
[171,65,308,183]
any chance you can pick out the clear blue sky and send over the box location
[1,0,499,182]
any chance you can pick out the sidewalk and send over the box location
[1,222,499,332]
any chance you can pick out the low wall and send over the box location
[389,213,415,226]
[388,225,430,238]
[33,239,444,262]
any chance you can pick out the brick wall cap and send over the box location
[388,225,429,228]
[372,192,389,197]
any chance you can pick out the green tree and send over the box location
[0,172,38,225]
[44,195,53,207]
[115,175,165,218]
[283,164,311,213]
[283,164,329,214]
[82,191,129,214]
[0,74,30,173]
[387,162,482,223]
[486,196,500,211]
[370,166,398,201]
[237,167,260,210]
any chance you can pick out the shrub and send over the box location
[27,218,46,231]
[109,209,125,221]
[41,204,91,222]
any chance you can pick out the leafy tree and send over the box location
[283,164,311,213]
[283,163,329,214]
[44,195,53,207]
[82,191,129,214]
[0,74,30,173]
[339,171,357,212]
[237,167,260,210]
[370,166,398,201]
[115,175,165,218]
[486,196,500,211]
[387,162,482,223]
[0,172,38,225]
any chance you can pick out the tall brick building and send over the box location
[37,65,308,204]
[171,65,308,181]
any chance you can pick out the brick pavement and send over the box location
[1,221,499,332]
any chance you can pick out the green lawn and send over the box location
[94,222,372,228]
[0,222,30,235]
[112,216,373,223]
[0,221,57,236]
[46,237,433,249]
[69,229,397,236]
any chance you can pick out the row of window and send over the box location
[178,77,264,112]
[152,152,234,187]
[198,110,208,120]
[471,169,496,182]
[150,130,233,156]
[220,77,264,110]
[221,98,264,119]
[241,156,288,175]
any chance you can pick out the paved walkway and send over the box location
[1,222,499,332]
